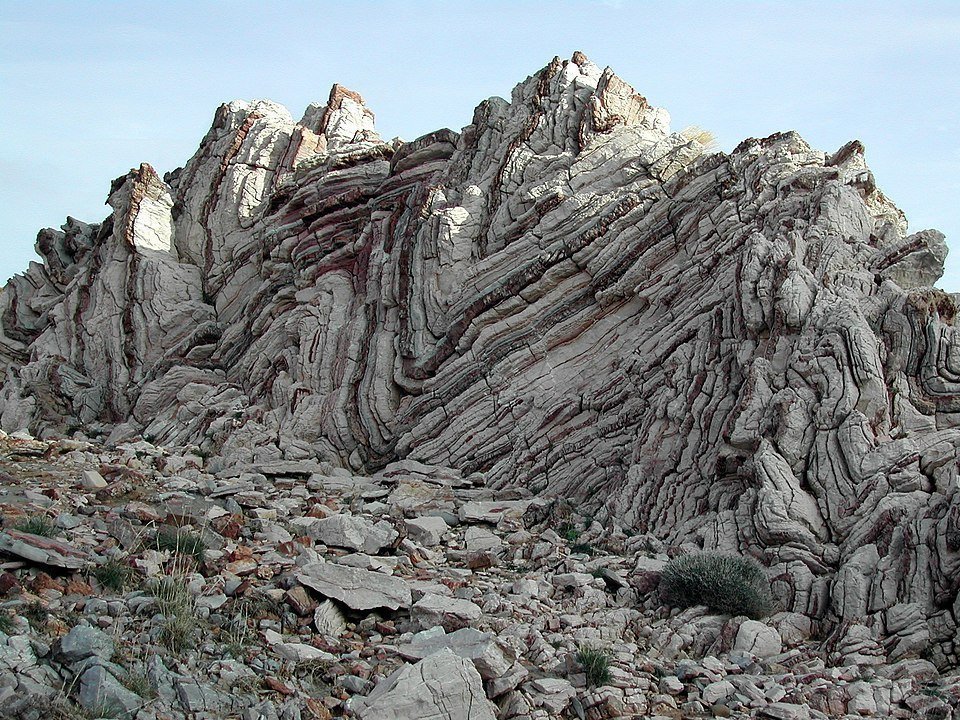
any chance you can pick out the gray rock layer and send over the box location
[2,53,960,660]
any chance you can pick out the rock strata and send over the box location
[1,51,960,684]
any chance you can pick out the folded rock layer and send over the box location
[2,53,959,661]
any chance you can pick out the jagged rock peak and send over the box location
[1,53,958,667]
[300,83,381,149]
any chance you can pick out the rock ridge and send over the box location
[1,53,959,665]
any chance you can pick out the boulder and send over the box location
[734,620,783,659]
[312,514,397,554]
[58,625,114,663]
[356,648,496,720]
[403,516,448,547]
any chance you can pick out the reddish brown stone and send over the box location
[64,577,93,596]
[30,572,62,593]
[0,571,21,595]
[285,586,317,616]
[212,514,243,539]
[264,676,295,695]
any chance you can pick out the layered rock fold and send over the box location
[3,53,959,662]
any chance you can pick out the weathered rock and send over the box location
[758,702,810,720]
[701,679,735,705]
[2,53,960,658]
[459,501,533,526]
[57,624,114,663]
[313,599,348,636]
[355,648,496,720]
[175,678,236,714]
[78,665,142,719]
[312,514,397,554]
[527,677,577,714]
[297,561,411,611]
[0,529,89,570]
[403,516,448,547]
[410,592,482,631]
[733,620,782,659]
[397,627,513,680]
[80,469,107,489]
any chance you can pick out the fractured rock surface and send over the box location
[2,52,960,666]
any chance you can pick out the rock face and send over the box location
[1,53,959,661]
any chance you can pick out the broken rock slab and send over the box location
[312,513,398,554]
[0,529,89,570]
[297,561,411,611]
[458,500,532,525]
[78,664,143,719]
[410,592,482,631]
[403,516,448,547]
[355,647,496,720]
[397,626,514,680]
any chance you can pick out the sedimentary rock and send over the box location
[2,52,960,663]
[0,529,89,570]
[297,561,411,611]
[354,648,497,720]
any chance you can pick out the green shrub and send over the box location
[659,552,773,619]
[575,644,612,687]
[0,612,12,634]
[14,516,55,537]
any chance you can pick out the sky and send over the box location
[2,1,959,289]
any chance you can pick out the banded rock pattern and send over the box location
[2,54,960,662]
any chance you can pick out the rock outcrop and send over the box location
[2,53,959,664]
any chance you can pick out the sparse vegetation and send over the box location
[22,600,50,630]
[93,558,133,592]
[148,574,197,651]
[659,552,773,619]
[559,524,580,543]
[148,575,192,615]
[221,602,253,655]
[14,515,55,537]
[575,644,612,687]
[154,527,206,564]
[0,611,13,634]
[158,612,196,652]
[234,592,285,631]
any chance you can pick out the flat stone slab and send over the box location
[0,529,89,570]
[297,561,411,611]
[458,500,532,525]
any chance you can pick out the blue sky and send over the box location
[2,1,958,289]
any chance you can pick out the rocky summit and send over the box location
[0,52,958,719]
